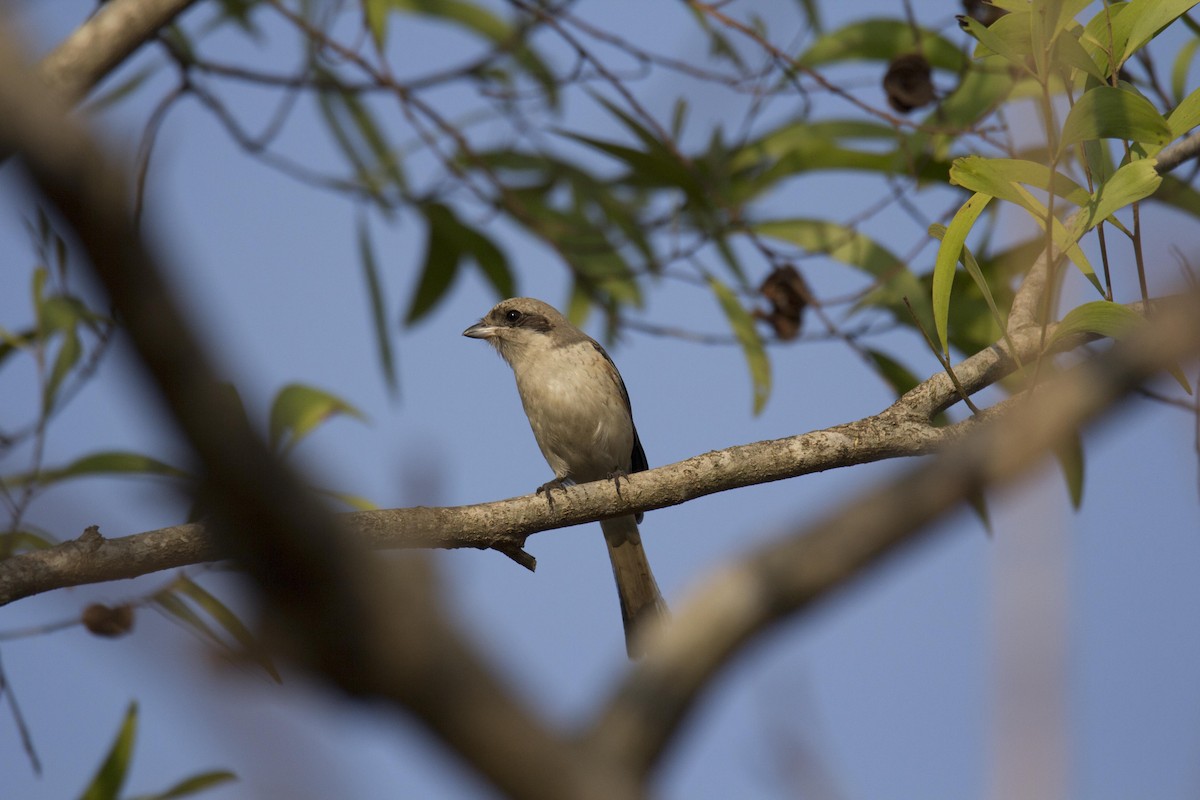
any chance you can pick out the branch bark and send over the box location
[38,0,202,105]
[0,290,1148,607]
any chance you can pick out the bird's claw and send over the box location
[536,478,570,510]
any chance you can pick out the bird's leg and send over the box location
[536,477,571,511]
[606,469,630,499]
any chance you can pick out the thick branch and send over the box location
[38,0,202,105]
[0,30,635,800]
[0,305,1124,606]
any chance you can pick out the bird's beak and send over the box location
[462,321,496,339]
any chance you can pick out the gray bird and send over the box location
[463,297,667,657]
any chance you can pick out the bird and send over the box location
[463,297,667,657]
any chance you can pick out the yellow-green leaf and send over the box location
[357,216,398,394]
[268,383,366,454]
[709,277,771,415]
[1060,85,1173,151]
[79,702,137,800]
[129,770,237,800]
[933,193,993,355]
[174,576,282,683]
[4,450,189,488]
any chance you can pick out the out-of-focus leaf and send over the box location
[1054,431,1085,508]
[83,65,159,113]
[709,277,770,415]
[1167,83,1200,139]
[1171,36,1200,103]
[866,348,922,397]
[364,0,389,48]
[1107,0,1200,68]
[798,19,968,72]
[79,702,137,800]
[0,327,37,369]
[388,0,558,105]
[268,383,366,454]
[357,217,397,394]
[174,576,282,683]
[129,770,237,800]
[456,221,514,300]
[1050,26,1107,81]
[44,328,81,411]
[406,202,463,324]
[0,529,57,555]
[933,192,993,355]
[317,488,380,511]
[316,81,404,199]
[1060,85,1173,150]
[4,450,189,488]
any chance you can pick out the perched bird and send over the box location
[463,297,667,657]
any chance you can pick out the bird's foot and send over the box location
[536,477,571,511]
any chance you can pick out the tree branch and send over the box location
[0,297,1132,606]
[0,29,637,800]
[37,0,202,105]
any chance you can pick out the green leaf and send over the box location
[44,327,81,412]
[129,770,237,800]
[79,702,137,800]
[268,383,366,454]
[386,0,558,105]
[709,277,770,415]
[950,156,1090,205]
[1060,85,1173,150]
[866,349,922,398]
[1117,0,1200,66]
[798,19,968,72]
[316,79,404,199]
[933,193,993,355]
[1048,300,1143,345]
[961,11,1034,75]
[4,450,189,488]
[357,216,398,394]
[1054,431,1085,508]
[1170,36,1200,104]
[406,202,463,324]
[456,222,514,300]
[1167,82,1200,139]
[1082,158,1161,229]
[174,576,282,683]
[929,222,1011,361]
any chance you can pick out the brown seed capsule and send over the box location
[82,603,135,637]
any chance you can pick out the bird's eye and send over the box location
[504,309,521,323]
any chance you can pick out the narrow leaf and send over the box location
[4,450,189,488]
[174,576,282,683]
[79,703,138,800]
[709,277,771,415]
[405,203,463,324]
[1054,431,1086,508]
[933,193,993,355]
[129,770,237,800]
[357,216,398,394]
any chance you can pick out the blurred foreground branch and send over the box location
[0,27,637,800]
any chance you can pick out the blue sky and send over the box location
[2,1,1200,798]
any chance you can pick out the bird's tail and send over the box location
[600,515,668,658]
